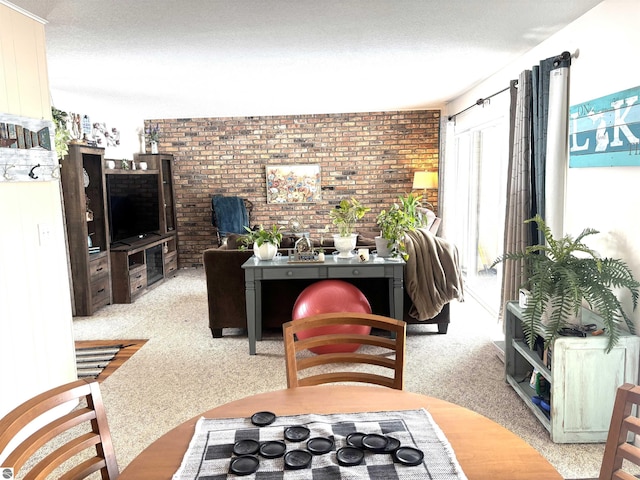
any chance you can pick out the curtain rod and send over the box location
[447,49,579,122]
[447,86,510,122]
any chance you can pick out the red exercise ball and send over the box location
[292,280,372,354]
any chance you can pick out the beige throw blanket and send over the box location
[404,228,465,320]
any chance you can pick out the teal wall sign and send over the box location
[569,85,640,167]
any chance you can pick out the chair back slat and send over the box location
[297,352,397,371]
[283,312,406,390]
[297,372,397,389]
[0,379,119,479]
[295,333,397,352]
[599,383,640,480]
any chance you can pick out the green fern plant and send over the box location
[493,215,639,352]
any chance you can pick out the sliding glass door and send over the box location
[444,119,509,316]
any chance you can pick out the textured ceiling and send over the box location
[9,0,602,118]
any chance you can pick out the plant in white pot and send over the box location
[375,193,424,259]
[329,198,370,258]
[242,225,283,261]
[492,215,639,352]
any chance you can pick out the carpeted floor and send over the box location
[71,268,609,479]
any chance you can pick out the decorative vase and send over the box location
[333,234,357,258]
[253,242,278,261]
[151,141,158,154]
[375,236,395,258]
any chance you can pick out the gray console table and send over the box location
[242,255,405,355]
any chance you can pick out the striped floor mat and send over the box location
[75,340,146,382]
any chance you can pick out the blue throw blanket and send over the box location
[211,196,249,235]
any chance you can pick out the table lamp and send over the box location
[412,171,438,210]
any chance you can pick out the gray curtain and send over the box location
[499,52,572,321]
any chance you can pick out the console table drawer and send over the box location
[328,266,386,278]
[91,276,111,309]
[262,268,320,280]
[89,254,109,279]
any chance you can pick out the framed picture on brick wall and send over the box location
[266,164,321,203]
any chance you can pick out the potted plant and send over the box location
[242,225,283,261]
[52,107,71,160]
[493,215,639,352]
[375,193,424,259]
[145,124,160,154]
[329,198,370,258]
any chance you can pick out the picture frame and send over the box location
[265,164,321,203]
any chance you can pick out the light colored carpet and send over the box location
[72,268,605,479]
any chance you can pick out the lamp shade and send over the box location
[412,171,438,190]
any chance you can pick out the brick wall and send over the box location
[146,110,440,267]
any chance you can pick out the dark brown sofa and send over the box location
[203,220,451,338]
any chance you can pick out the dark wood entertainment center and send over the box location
[110,232,177,303]
[60,145,177,315]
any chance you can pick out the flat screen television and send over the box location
[106,173,160,244]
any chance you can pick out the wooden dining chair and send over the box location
[282,312,407,390]
[0,379,119,480]
[599,383,640,480]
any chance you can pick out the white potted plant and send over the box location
[241,225,283,261]
[329,198,370,258]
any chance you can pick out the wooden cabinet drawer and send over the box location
[91,276,111,309]
[165,256,178,277]
[129,266,147,297]
[328,266,385,278]
[89,254,109,279]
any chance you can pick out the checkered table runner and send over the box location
[172,408,467,480]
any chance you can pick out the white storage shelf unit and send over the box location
[505,301,640,443]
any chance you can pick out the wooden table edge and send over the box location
[119,385,562,480]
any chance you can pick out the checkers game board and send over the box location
[173,409,467,480]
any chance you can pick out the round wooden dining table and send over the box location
[119,385,561,479]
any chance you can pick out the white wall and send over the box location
[444,0,640,326]
[0,2,76,418]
